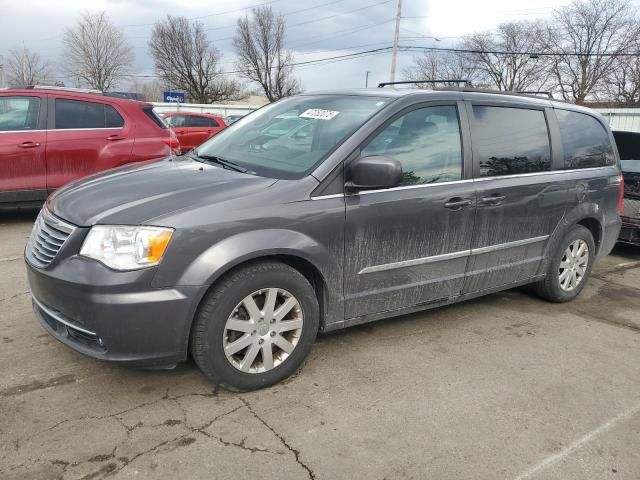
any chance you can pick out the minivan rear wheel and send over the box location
[532,224,595,302]
[190,261,319,391]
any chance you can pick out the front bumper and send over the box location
[26,256,200,367]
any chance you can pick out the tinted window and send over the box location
[362,105,462,185]
[105,105,124,128]
[0,96,40,131]
[187,116,218,127]
[55,99,123,129]
[472,106,551,177]
[556,110,615,169]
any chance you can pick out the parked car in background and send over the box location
[0,86,179,207]
[225,113,246,125]
[26,88,622,391]
[163,112,226,153]
[613,131,640,245]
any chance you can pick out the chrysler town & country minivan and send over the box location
[25,88,623,391]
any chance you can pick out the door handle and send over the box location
[19,141,40,148]
[480,194,506,205]
[444,198,472,210]
[106,134,125,141]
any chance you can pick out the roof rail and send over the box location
[376,81,559,101]
[378,80,472,88]
[515,91,554,99]
[428,86,562,101]
[30,85,103,95]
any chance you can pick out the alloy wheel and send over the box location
[223,288,303,373]
[558,239,589,292]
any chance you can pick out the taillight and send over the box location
[617,174,625,214]
[163,130,180,153]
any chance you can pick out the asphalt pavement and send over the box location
[1,210,640,480]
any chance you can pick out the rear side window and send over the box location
[472,106,551,177]
[55,99,125,129]
[556,110,615,169]
[0,96,40,131]
[187,116,219,127]
[143,106,168,129]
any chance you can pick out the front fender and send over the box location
[177,228,336,287]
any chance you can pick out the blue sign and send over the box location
[163,91,185,103]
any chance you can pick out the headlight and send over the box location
[80,225,174,271]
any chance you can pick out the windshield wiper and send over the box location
[192,153,248,173]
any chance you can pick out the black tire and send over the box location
[190,261,319,392]
[532,224,596,303]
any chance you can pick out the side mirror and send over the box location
[346,155,402,191]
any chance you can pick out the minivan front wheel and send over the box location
[533,224,595,302]
[191,261,319,391]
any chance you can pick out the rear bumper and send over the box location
[599,215,622,256]
[26,257,199,367]
[619,216,640,245]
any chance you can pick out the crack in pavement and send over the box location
[0,255,23,263]
[240,397,316,480]
[11,387,217,452]
[0,291,29,304]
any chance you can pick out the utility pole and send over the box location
[389,0,402,83]
[365,71,371,88]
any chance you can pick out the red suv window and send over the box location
[54,99,124,129]
[0,96,41,131]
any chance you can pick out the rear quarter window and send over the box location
[142,106,169,129]
[556,109,615,169]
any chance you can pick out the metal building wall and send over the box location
[593,108,640,133]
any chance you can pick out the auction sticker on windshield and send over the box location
[299,109,340,120]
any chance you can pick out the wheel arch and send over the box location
[562,202,605,254]
[179,229,343,354]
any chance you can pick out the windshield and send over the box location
[196,95,391,179]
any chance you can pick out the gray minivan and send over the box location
[25,88,623,391]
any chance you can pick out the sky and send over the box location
[0,0,578,93]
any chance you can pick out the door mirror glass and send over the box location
[347,155,402,190]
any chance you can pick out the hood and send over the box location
[48,156,277,226]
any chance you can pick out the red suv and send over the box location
[0,87,179,207]
[162,112,226,153]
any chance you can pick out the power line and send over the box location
[293,19,394,49]
[203,0,347,32]
[122,0,289,27]
[409,45,640,57]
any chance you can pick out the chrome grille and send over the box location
[27,209,76,268]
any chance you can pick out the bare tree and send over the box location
[5,45,52,87]
[543,0,639,104]
[127,78,166,102]
[63,11,133,91]
[149,15,241,103]
[234,6,301,101]
[403,50,486,87]
[605,51,640,104]
[462,21,551,91]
